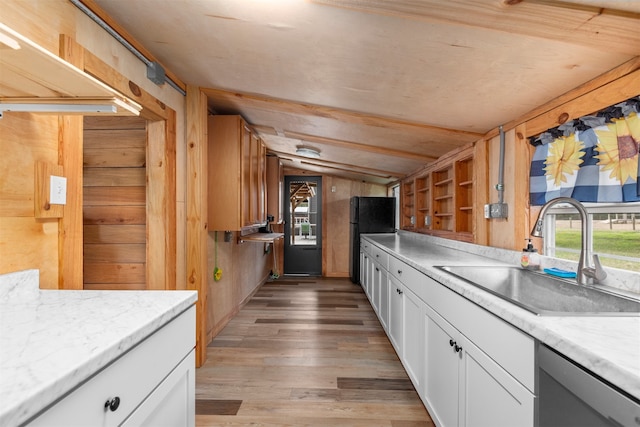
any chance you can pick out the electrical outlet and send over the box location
[50,175,67,205]
[484,203,508,219]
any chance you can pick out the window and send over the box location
[541,202,640,272]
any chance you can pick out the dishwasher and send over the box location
[538,344,640,427]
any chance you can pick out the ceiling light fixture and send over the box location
[296,147,320,158]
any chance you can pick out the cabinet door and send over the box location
[122,350,196,427]
[424,304,460,427]
[241,124,252,227]
[258,139,267,223]
[266,156,283,224]
[372,261,382,314]
[388,275,403,356]
[403,286,424,395]
[359,250,366,289]
[459,336,535,427]
[378,267,389,331]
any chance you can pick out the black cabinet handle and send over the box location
[376,267,379,272]
[454,344,463,353]
[397,270,402,274]
[449,339,455,347]
[104,396,120,412]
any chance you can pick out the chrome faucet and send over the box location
[531,197,607,286]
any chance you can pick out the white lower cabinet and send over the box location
[378,267,389,331]
[388,275,404,355]
[460,335,534,427]
[401,286,424,395]
[28,306,196,427]
[372,262,382,314]
[424,294,534,427]
[425,304,460,427]
[360,237,535,427]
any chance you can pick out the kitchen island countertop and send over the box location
[0,269,198,427]
[363,231,640,401]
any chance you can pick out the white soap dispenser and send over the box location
[521,238,540,270]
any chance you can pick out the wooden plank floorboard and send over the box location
[196,277,433,426]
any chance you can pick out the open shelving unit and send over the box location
[455,155,474,238]
[415,174,430,231]
[398,144,475,242]
[401,179,415,229]
[432,165,454,232]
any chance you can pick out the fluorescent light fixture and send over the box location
[296,147,320,158]
[0,103,117,114]
[0,31,20,50]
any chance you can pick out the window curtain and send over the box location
[529,96,640,206]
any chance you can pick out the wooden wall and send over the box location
[471,61,640,252]
[205,232,271,340]
[83,117,147,290]
[0,114,60,288]
[1,1,185,292]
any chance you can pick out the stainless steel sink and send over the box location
[436,266,640,316]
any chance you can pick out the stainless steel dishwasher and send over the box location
[538,344,640,426]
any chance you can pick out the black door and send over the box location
[283,176,322,275]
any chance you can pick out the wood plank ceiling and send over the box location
[91,0,640,185]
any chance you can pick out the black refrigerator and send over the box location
[349,196,396,283]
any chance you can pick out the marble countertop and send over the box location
[363,231,640,400]
[0,269,198,427]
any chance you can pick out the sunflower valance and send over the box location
[529,96,640,206]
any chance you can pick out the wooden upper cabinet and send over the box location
[208,115,267,231]
[266,155,284,224]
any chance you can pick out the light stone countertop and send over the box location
[363,231,640,401]
[0,269,198,427]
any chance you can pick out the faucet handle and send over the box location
[584,254,607,282]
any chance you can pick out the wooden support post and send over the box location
[57,35,84,290]
[186,85,209,367]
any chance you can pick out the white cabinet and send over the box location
[370,244,388,317]
[402,286,425,395]
[424,297,534,427]
[378,266,389,331]
[360,236,536,427]
[388,275,404,355]
[372,261,382,313]
[425,304,460,427]
[28,306,196,427]
[388,255,426,393]
[460,335,534,427]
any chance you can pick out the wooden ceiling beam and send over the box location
[270,150,400,179]
[311,0,640,56]
[202,87,483,141]
[283,131,437,162]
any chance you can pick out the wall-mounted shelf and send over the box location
[238,232,284,244]
[0,23,141,117]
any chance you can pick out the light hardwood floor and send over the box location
[195,277,434,426]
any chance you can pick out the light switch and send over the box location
[50,175,67,205]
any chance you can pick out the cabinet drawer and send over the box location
[388,255,422,285]
[422,278,535,391]
[360,238,373,256]
[28,306,196,427]
[370,245,389,270]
